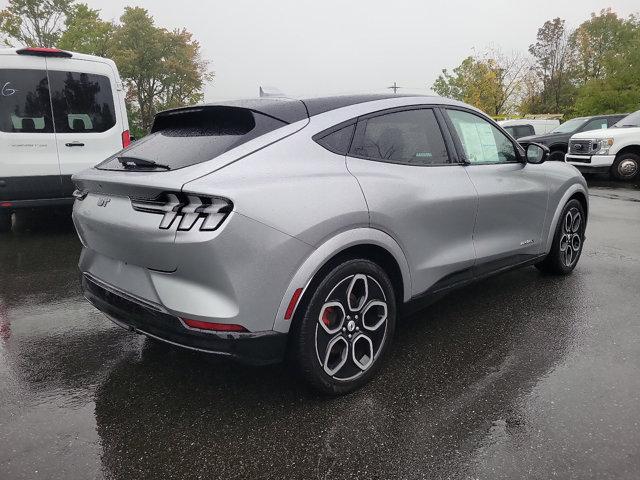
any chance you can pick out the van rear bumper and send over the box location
[81,273,287,365]
[0,197,74,209]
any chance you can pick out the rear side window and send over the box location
[0,69,53,133]
[97,106,288,170]
[350,109,449,165]
[49,71,116,133]
[314,123,355,154]
[505,125,534,139]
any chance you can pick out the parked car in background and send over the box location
[566,110,640,181]
[498,118,559,139]
[0,47,130,232]
[519,114,626,161]
[72,94,588,395]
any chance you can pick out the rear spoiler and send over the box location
[152,99,309,132]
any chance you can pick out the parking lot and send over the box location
[0,177,639,480]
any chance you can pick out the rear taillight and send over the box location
[181,318,248,332]
[121,130,131,148]
[131,192,232,232]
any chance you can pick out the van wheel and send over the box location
[0,211,11,233]
[549,150,565,162]
[291,259,396,395]
[610,153,639,181]
[536,199,585,275]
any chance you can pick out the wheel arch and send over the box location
[549,142,568,153]
[615,144,640,158]
[544,184,589,253]
[272,228,412,333]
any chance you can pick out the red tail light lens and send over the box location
[16,48,72,58]
[182,318,247,332]
[121,130,131,148]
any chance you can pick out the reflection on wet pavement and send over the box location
[1,179,639,479]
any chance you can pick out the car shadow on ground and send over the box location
[91,265,583,479]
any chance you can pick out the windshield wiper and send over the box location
[117,156,171,170]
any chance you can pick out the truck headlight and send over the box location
[594,138,614,155]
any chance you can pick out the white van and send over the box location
[0,47,130,231]
[498,119,560,139]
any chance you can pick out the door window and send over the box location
[48,70,116,133]
[350,108,450,165]
[446,109,518,164]
[581,118,608,132]
[0,69,53,133]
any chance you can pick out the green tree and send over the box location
[528,18,576,114]
[58,3,114,57]
[110,7,212,134]
[570,8,636,84]
[573,16,640,115]
[0,0,73,47]
[432,51,526,116]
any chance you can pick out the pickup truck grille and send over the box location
[569,139,597,155]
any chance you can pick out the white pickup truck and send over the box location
[566,110,640,181]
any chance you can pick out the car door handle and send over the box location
[65,142,85,147]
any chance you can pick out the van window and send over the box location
[0,69,54,133]
[48,71,116,133]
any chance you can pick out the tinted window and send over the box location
[315,123,355,154]
[613,111,640,128]
[0,69,53,133]
[515,125,534,138]
[581,118,608,132]
[97,106,287,170]
[504,125,533,139]
[351,109,449,165]
[49,70,116,133]
[447,109,518,164]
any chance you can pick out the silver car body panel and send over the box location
[72,95,588,349]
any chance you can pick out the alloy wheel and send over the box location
[559,207,583,268]
[315,274,388,381]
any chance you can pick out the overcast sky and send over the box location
[5,0,640,100]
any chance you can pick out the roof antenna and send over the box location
[259,86,286,98]
[387,81,401,94]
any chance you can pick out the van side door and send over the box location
[0,55,61,202]
[46,57,123,196]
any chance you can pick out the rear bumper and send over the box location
[0,197,74,210]
[81,273,287,365]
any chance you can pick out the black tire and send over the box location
[610,153,640,181]
[549,150,566,162]
[290,258,396,395]
[0,211,11,233]
[535,199,585,275]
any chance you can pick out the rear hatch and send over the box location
[72,100,309,271]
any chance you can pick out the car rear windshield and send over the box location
[97,106,288,171]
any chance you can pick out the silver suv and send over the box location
[72,95,588,395]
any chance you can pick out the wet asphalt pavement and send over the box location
[1,177,639,480]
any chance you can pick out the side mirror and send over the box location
[520,142,549,164]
